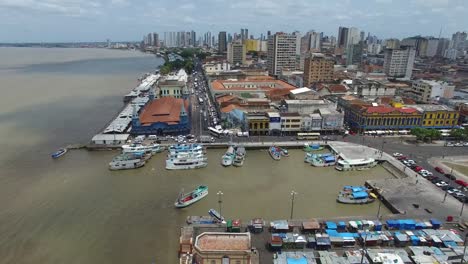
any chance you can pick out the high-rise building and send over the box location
[300,31,321,53]
[346,27,360,46]
[426,38,440,57]
[241,29,245,41]
[346,42,364,65]
[367,43,382,55]
[337,27,348,48]
[451,31,467,51]
[385,39,400,49]
[383,46,416,79]
[267,32,300,76]
[437,38,450,56]
[218,31,227,53]
[147,33,152,46]
[303,53,334,86]
[227,41,246,65]
[360,31,365,42]
[245,29,249,40]
[228,33,232,43]
[191,31,196,46]
[401,36,428,57]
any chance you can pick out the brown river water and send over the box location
[0,48,392,264]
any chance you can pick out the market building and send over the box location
[193,232,256,264]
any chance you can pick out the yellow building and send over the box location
[244,39,259,52]
[193,232,257,264]
[410,104,459,128]
[247,113,269,135]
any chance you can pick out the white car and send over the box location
[448,189,461,195]
[407,160,416,165]
[455,142,464,147]
[436,181,449,187]
[447,142,455,147]
[420,172,429,177]
[393,153,404,157]
[464,142,468,146]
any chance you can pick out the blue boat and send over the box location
[208,209,225,222]
[51,148,67,159]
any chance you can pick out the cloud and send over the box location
[0,0,101,16]
[180,3,195,10]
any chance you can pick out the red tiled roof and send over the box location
[139,97,188,125]
[216,95,239,104]
[402,98,416,105]
[221,104,243,113]
[211,79,296,91]
[365,106,418,114]
[328,84,347,93]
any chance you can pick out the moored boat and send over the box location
[305,153,337,167]
[208,208,225,222]
[268,146,281,161]
[280,147,289,157]
[221,146,235,167]
[109,153,145,170]
[248,218,265,233]
[51,148,68,159]
[303,143,324,152]
[233,146,246,167]
[166,158,208,170]
[175,185,209,208]
[122,143,164,155]
[336,186,375,204]
[335,158,378,171]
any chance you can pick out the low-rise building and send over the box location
[281,99,332,115]
[408,104,459,128]
[157,70,189,99]
[410,79,455,103]
[193,232,256,264]
[319,108,344,132]
[280,112,302,134]
[316,84,348,97]
[301,113,323,131]
[267,112,281,134]
[289,87,320,100]
[131,96,190,135]
[353,79,396,98]
[210,77,296,98]
[279,70,304,88]
[203,61,231,74]
[246,113,269,135]
[344,104,422,132]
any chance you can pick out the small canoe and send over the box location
[51,148,67,159]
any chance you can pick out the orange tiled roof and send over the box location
[365,106,418,114]
[196,233,250,251]
[216,95,238,104]
[221,104,243,113]
[139,97,187,125]
[328,84,347,93]
[211,79,296,91]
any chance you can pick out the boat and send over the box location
[233,146,246,167]
[166,157,208,170]
[167,151,205,159]
[248,218,265,233]
[174,185,209,208]
[268,146,281,161]
[335,158,378,171]
[280,147,289,157]
[169,144,203,152]
[303,143,324,152]
[208,209,225,222]
[109,153,145,170]
[221,146,235,167]
[51,148,67,159]
[305,153,337,167]
[336,186,375,204]
[122,143,164,155]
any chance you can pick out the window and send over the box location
[211,260,216,264]
[235,261,241,264]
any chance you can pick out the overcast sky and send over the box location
[0,0,467,42]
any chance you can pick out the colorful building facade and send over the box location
[246,113,269,135]
[409,104,459,129]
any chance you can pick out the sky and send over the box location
[0,0,467,42]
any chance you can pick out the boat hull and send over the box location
[109,161,145,170]
[269,149,281,161]
[51,148,67,159]
[336,196,375,204]
[166,162,207,170]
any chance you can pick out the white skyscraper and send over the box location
[346,27,360,46]
[426,39,440,58]
[383,46,416,79]
[267,32,300,76]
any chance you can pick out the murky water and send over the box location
[0,48,392,264]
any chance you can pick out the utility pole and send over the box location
[360,230,369,264]
[461,234,468,264]
[290,191,298,220]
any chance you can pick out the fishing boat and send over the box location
[335,158,378,171]
[51,148,67,159]
[109,153,145,170]
[233,146,246,167]
[305,153,337,167]
[166,157,208,170]
[208,209,225,222]
[280,147,289,157]
[221,146,235,167]
[336,186,375,204]
[174,185,209,208]
[303,143,324,152]
[269,146,281,161]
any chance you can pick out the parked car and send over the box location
[397,156,407,160]
[430,177,441,183]
[419,170,433,176]
[393,153,404,157]
[407,160,416,165]
[447,188,460,195]
[413,166,424,172]
[455,142,464,147]
[444,174,457,180]
[435,167,445,174]
[436,181,449,187]
[447,142,455,147]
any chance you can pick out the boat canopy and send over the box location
[352,191,369,199]
[324,156,336,162]
[344,186,367,192]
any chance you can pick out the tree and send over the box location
[410,127,426,141]
[450,128,468,140]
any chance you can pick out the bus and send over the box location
[296,132,320,140]
[208,127,223,138]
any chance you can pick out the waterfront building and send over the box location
[220,105,245,129]
[157,70,189,99]
[301,113,323,131]
[303,53,335,87]
[318,108,344,132]
[267,112,281,134]
[192,232,256,264]
[281,99,331,115]
[246,113,269,135]
[218,31,227,53]
[410,80,454,103]
[227,41,246,65]
[383,46,416,79]
[353,79,396,98]
[344,103,422,132]
[267,32,301,76]
[131,96,190,135]
[280,112,302,134]
[408,104,459,129]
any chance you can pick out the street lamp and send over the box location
[443,167,454,203]
[290,191,298,220]
[217,191,223,215]
[461,234,468,264]
[360,230,369,264]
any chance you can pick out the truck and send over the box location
[198,135,215,143]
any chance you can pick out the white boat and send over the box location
[221,146,235,167]
[168,144,203,152]
[174,185,209,208]
[305,153,337,167]
[166,158,208,170]
[109,154,145,170]
[335,158,378,171]
[122,143,164,154]
[233,146,246,167]
[167,152,205,159]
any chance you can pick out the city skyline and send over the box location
[0,0,467,42]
